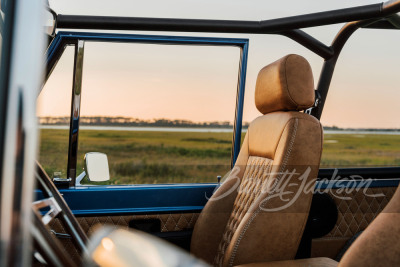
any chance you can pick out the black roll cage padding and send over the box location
[311,18,378,119]
[55,2,398,34]
[52,0,400,120]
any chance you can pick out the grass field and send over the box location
[38,129,400,184]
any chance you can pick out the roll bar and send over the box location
[56,1,400,34]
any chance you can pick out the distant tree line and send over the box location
[38,117,399,131]
[324,125,399,132]
[39,116,249,128]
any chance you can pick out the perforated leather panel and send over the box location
[214,156,273,266]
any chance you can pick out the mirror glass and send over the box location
[85,152,110,182]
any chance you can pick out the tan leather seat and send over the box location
[234,184,400,267]
[191,54,323,267]
[337,184,400,266]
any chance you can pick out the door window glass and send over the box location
[37,46,75,178]
[77,42,240,184]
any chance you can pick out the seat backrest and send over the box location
[191,54,323,267]
[338,185,400,266]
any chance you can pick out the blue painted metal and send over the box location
[232,42,249,165]
[48,31,249,50]
[36,183,216,216]
[35,178,399,216]
[45,34,64,65]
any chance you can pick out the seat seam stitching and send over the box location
[228,118,299,267]
[283,55,299,108]
[272,117,296,160]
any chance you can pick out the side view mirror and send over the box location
[85,152,110,182]
[76,152,110,185]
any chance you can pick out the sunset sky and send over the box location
[37,0,400,128]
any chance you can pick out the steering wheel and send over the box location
[32,162,88,267]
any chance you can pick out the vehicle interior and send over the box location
[1,0,400,267]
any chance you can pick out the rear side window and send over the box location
[319,30,400,168]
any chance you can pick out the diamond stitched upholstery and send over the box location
[214,156,273,266]
[76,213,199,236]
[326,187,396,238]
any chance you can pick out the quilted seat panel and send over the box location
[326,186,396,238]
[214,156,273,266]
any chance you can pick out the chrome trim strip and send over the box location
[32,197,62,225]
[67,40,84,186]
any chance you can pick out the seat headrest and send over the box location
[255,54,315,115]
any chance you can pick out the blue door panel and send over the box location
[37,183,216,216]
[36,179,399,217]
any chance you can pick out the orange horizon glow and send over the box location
[39,1,400,129]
